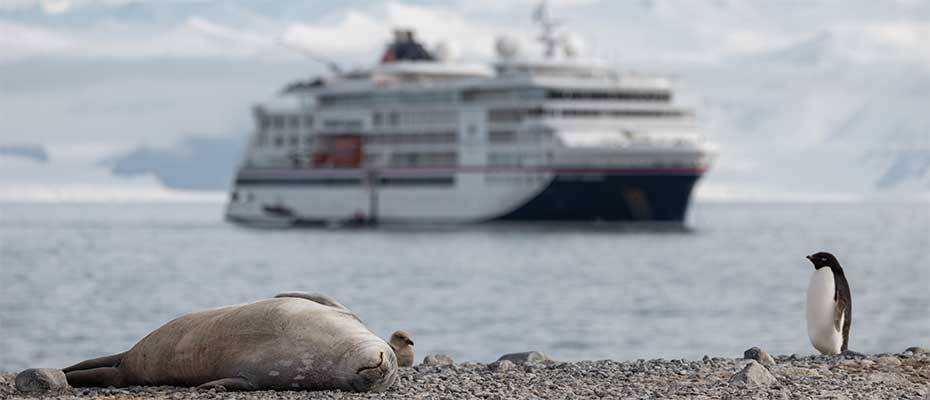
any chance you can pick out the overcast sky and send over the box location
[1,0,928,199]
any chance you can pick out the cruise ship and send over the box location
[226,6,714,226]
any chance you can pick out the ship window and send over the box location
[274,135,285,147]
[256,132,269,147]
[489,130,517,144]
[289,116,300,129]
[272,115,285,130]
[289,135,299,146]
[322,119,363,131]
[373,112,383,127]
[388,112,400,126]
[303,116,314,128]
[319,94,372,107]
[304,134,315,145]
[389,152,457,167]
[259,115,271,130]
[488,152,523,166]
[488,109,523,123]
[365,131,457,145]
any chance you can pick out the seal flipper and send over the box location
[197,377,256,391]
[65,367,126,387]
[63,352,126,373]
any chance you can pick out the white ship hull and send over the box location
[226,165,706,225]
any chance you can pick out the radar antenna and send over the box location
[276,37,343,75]
[533,0,562,58]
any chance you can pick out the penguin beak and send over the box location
[407,339,414,346]
[806,254,813,261]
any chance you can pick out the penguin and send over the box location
[805,251,852,355]
[388,330,415,367]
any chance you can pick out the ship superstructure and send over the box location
[226,7,714,225]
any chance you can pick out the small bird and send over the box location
[805,251,852,355]
[388,330,415,367]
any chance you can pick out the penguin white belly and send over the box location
[806,268,842,354]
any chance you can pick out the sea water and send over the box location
[1,201,928,371]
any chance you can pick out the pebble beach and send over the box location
[4,349,928,400]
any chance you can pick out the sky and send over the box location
[0,0,929,201]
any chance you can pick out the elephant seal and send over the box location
[61,292,397,392]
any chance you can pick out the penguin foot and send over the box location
[841,350,865,358]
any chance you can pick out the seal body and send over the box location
[63,294,397,392]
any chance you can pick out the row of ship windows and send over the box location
[282,152,459,168]
[372,110,457,127]
[317,89,672,107]
[546,90,671,101]
[382,152,457,167]
[258,105,681,135]
[258,111,457,133]
[488,108,686,123]
[255,131,459,148]
[254,130,550,148]
[258,114,313,130]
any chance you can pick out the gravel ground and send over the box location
[3,351,929,400]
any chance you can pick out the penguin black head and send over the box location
[806,251,842,271]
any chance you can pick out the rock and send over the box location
[488,359,516,372]
[876,356,902,367]
[743,347,776,368]
[867,371,906,385]
[496,351,552,365]
[905,346,929,354]
[729,360,776,387]
[15,368,70,393]
[422,354,454,367]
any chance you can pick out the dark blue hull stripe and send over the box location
[494,174,701,222]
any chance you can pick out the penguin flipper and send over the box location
[834,297,847,333]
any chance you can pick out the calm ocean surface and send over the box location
[1,201,928,372]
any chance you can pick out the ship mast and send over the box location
[533,1,575,59]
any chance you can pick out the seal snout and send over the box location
[355,351,385,374]
[348,343,397,392]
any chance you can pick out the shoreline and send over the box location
[4,350,928,399]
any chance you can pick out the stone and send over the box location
[743,347,776,368]
[495,351,552,365]
[422,354,454,367]
[729,360,776,387]
[15,368,70,393]
[488,359,516,372]
[876,356,902,367]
